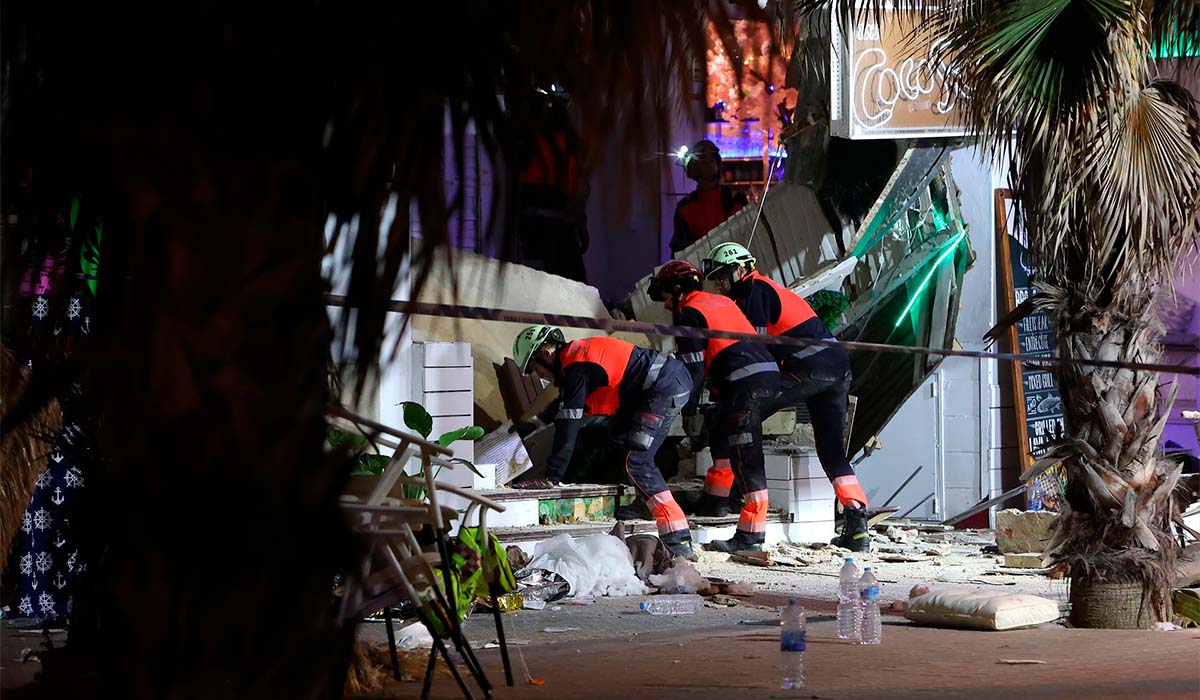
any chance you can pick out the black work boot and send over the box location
[702,533,763,553]
[667,540,698,561]
[615,500,653,521]
[831,506,870,552]
[691,493,730,518]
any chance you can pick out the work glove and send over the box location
[510,419,541,438]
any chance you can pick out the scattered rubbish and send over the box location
[394,622,434,649]
[542,627,581,633]
[569,597,595,606]
[731,550,773,567]
[879,554,927,563]
[994,509,1057,554]
[515,568,571,605]
[997,659,1046,665]
[1002,553,1048,569]
[486,592,526,613]
[722,581,756,597]
[885,526,919,544]
[649,557,712,594]
[507,545,532,571]
[936,569,967,582]
[523,534,647,598]
[708,594,741,607]
[523,598,547,610]
[1151,621,1179,632]
[640,594,703,615]
[516,645,543,686]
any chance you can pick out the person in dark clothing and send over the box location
[702,242,870,551]
[648,261,779,552]
[668,140,747,256]
[510,326,696,559]
[516,87,589,282]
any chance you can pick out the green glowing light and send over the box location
[930,205,948,232]
[893,231,967,329]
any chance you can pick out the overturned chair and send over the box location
[332,407,513,699]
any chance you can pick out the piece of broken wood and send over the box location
[996,659,1046,665]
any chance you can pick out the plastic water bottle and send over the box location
[859,567,882,645]
[837,556,862,640]
[779,598,806,689]
[639,594,703,615]
[1028,479,1044,512]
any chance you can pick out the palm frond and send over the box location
[1078,78,1200,291]
[1149,0,1200,59]
[927,0,1138,154]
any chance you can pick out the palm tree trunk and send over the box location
[1042,288,1182,627]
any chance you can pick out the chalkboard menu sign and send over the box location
[995,191,1066,467]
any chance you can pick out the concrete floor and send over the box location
[359,604,1200,700]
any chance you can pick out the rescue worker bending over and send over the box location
[702,242,870,551]
[648,261,779,553]
[511,326,698,559]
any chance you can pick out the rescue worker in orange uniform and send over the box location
[648,261,779,553]
[668,140,748,255]
[702,242,870,551]
[511,326,697,559]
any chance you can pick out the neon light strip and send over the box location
[893,231,967,329]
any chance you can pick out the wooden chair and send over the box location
[331,407,512,699]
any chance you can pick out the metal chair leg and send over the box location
[383,606,402,681]
[421,644,438,700]
[488,581,514,687]
[437,637,475,700]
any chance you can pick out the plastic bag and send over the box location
[525,534,648,598]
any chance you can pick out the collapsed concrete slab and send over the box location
[995,508,1058,555]
[411,249,649,425]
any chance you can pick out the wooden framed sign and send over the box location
[994,189,1065,477]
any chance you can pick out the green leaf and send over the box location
[79,222,102,297]
[327,427,367,450]
[449,457,486,479]
[401,401,433,439]
[355,454,390,476]
[437,425,485,447]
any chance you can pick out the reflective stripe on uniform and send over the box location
[725,362,779,382]
[832,475,869,507]
[642,354,667,389]
[737,489,770,534]
[703,462,734,497]
[556,407,584,420]
[788,337,836,362]
[728,432,754,446]
[647,490,689,536]
[754,326,767,334]
[678,351,705,364]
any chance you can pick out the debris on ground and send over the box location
[997,659,1046,665]
[730,550,773,567]
[649,557,711,594]
[1003,553,1049,569]
[522,533,647,598]
[994,508,1057,554]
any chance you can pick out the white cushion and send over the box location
[904,587,1061,631]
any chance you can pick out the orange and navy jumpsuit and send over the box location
[669,187,747,255]
[732,270,867,508]
[537,337,694,545]
[674,290,779,544]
